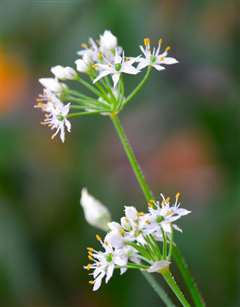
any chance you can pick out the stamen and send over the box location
[96,234,102,242]
[158,38,163,46]
[81,43,88,48]
[165,46,171,52]
[87,247,94,252]
[84,264,92,270]
[148,199,155,208]
[88,255,94,261]
[175,192,181,205]
[89,280,95,285]
[144,38,150,47]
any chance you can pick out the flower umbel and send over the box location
[84,193,190,291]
[36,30,178,142]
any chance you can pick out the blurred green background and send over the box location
[0,0,239,306]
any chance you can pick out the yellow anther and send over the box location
[120,228,125,236]
[144,38,150,47]
[96,234,102,242]
[89,280,95,285]
[87,247,94,252]
[175,192,181,203]
[158,38,163,46]
[138,212,145,216]
[84,264,92,270]
[81,43,88,48]
[88,255,94,261]
[148,199,155,208]
[165,46,171,52]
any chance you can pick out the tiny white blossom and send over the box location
[100,30,118,51]
[35,90,71,142]
[39,78,66,94]
[51,65,77,80]
[85,236,128,291]
[94,49,140,87]
[80,188,111,231]
[137,38,178,71]
[147,193,191,238]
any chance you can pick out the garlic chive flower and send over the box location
[80,188,111,231]
[84,193,190,291]
[35,90,71,142]
[36,30,178,142]
[93,49,140,87]
[137,38,178,71]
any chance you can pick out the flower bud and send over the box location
[147,260,170,273]
[39,78,66,94]
[51,65,77,80]
[80,188,111,231]
[100,30,117,51]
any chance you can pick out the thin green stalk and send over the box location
[172,246,205,307]
[110,114,153,201]
[142,272,175,307]
[161,270,190,307]
[109,113,205,306]
[124,66,151,105]
[68,111,101,118]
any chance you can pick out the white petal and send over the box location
[93,273,105,291]
[105,264,114,283]
[125,206,138,220]
[112,73,120,88]
[137,60,149,70]
[122,63,139,75]
[93,70,111,83]
[153,64,166,71]
[161,57,178,65]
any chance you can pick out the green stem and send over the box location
[142,272,176,307]
[109,114,205,306]
[68,111,101,118]
[124,66,151,105]
[110,114,153,201]
[172,246,205,307]
[161,270,190,307]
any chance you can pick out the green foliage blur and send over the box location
[0,0,239,306]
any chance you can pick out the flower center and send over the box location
[106,253,113,262]
[151,55,157,63]
[115,63,122,71]
[156,216,164,223]
[57,114,65,121]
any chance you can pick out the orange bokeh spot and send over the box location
[0,49,29,113]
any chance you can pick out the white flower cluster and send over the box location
[84,193,190,291]
[36,30,178,143]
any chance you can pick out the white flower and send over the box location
[147,260,170,273]
[106,206,150,247]
[80,188,111,231]
[137,38,178,71]
[39,78,66,94]
[85,236,128,291]
[100,30,118,51]
[77,38,100,63]
[51,65,77,80]
[147,193,191,238]
[93,49,140,87]
[35,90,71,142]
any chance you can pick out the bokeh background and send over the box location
[0,0,239,306]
